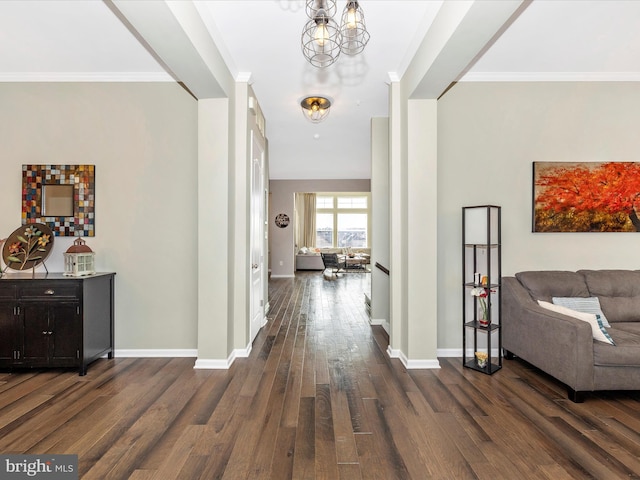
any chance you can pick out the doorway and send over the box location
[250,129,266,342]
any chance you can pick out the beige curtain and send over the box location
[294,192,316,249]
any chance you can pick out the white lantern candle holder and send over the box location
[63,238,96,277]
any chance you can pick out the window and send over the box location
[316,196,334,209]
[315,193,370,248]
[316,213,333,247]
[337,196,367,209]
[338,213,367,247]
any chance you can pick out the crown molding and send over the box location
[0,72,174,82]
[236,72,252,83]
[460,71,640,82]
[387,72,401,83]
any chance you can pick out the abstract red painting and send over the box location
[533,162,640,232]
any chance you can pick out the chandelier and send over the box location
[305,0,336,19]
[301,2,342,68]
[339,1,370,55]
[302,0,370,68]
[300,96,332,123]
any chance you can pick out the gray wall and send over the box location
[0,82,199,352]
[437,81,640,352]
[269,179,371,277]
[6,81,632,356]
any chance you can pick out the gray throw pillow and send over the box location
[552,296,611,327]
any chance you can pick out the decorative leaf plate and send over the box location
[2,223,54,271]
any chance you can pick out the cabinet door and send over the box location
[0,303,17,363]
[22,303,50,365]
[22,302,81,366]
[50,303,81,365]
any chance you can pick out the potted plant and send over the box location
[475,351,488,368]
[470,286,491,327]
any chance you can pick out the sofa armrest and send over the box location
[502,277,595,392]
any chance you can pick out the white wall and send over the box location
[370,117,390,327]
[0,82,198,352]
[437,81,640,351]
[269,179,371,277]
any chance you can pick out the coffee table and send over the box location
[344,254,369,271]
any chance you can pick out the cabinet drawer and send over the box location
[18,283,79,300]
[0,284,16,300]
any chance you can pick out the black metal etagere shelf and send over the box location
[462,205,502,375]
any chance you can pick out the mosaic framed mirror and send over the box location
[22,164,95,236]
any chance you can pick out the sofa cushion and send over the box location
[578,270,640,323]
[551,296,611,327]
[594,323,640,366]
[538,300,615,345]
[516,271,589,302]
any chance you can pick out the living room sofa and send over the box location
[503,270,640,402]
[295,247,370,271]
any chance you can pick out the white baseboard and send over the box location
[387,345,402,360]
[193,358,233,369]
[113,345,255,371]
[234,343,252,358]
[115,349,197,358]
[438,348,502,357]
[386,346,440,369]
[437,348,462,357]
[270,274,295,278]
[406,358,441,369]
[369,318,390,335]
[194,343,253,370]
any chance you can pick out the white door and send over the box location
[250,130,266,342]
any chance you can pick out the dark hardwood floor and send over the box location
[2,271,640,478]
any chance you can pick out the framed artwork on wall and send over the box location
[275,213,290,228]
[533,161,640,233]
[22,164,95,237]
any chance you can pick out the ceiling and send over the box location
[2,1,640,180]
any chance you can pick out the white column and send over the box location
[406,99,439,368]
[387,75,408,361]
[196,98,232,367]
[232,78,251,353]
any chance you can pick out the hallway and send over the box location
[3,272,640,478]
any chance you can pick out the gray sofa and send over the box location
[503,270,640,402]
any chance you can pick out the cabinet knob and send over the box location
[44,289,55,295]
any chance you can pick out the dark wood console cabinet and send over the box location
[0,272,115,375]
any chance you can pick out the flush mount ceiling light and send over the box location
[300,96,332,123]
[339,1,370,55]
[301,2,342,68]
